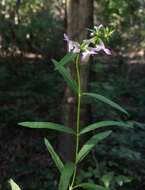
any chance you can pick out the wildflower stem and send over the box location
[69,54,81,189]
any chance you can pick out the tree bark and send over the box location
[59,0,94,162]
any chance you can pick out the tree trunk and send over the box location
[59,0,94,162]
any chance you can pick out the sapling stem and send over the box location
[69,54,81,190]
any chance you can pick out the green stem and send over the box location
[69,54,81,190]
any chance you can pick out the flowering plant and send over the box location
[9,26,131,190]
[64,25,111,61]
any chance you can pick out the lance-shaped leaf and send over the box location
[82,92,129,116]
[52,60,77,93]
[61,53,77,66]
[73,183,108,190]
[52,53,77,69]
[80,121,132,135]
[58,162,75,190]
[52,59,59,68]
[77,131,112,163]
[59,53,77,66]
[18,122,75,135]
[44,138,64,173]
[9,179,21,190]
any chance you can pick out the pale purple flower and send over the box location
[64,33,80,53]
[64,34,97,60]
[82,47,97,61]
[64,33,111,61]
[95,41,111,55]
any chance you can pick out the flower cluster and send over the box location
[64,25,112,61]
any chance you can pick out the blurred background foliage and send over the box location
[0,0,145,190]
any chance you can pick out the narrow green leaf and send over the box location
[73,183,108,190]
[9,179,21,190]
[82,92,129,116]
[52,53,77,69]
[58,162,75,190]
[80,121,132,135]
[44,138,64,173]
[77,131,112,163]
[52,62,78,93]
[101,172,114,188]
[59,66,77,92]
[18,122,75,135]
[59,53,77,67]
[52,59,59,68]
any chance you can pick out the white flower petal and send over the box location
[104,48,111,55]
[64,33,80,53]
[94,24,103,30]
[82,48,97,61]
[64,33,69,42]
[95,42,111,55]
